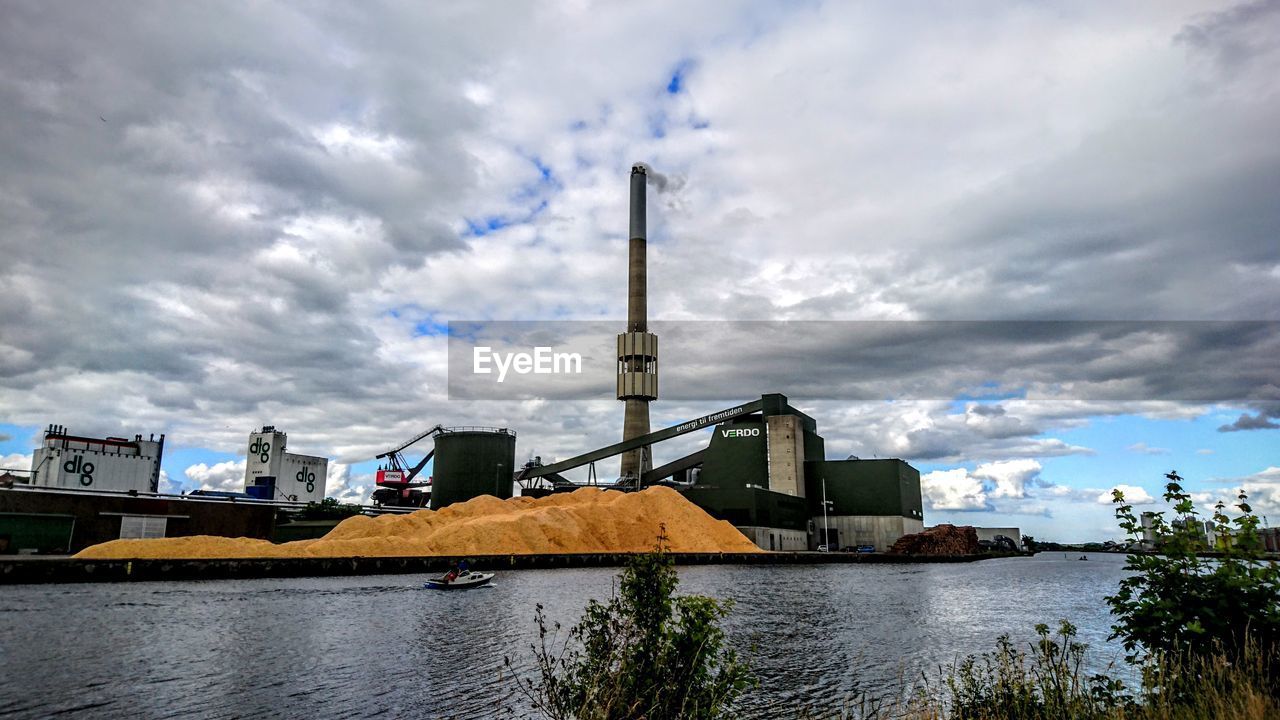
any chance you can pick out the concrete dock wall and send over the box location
[0,551,1011,585]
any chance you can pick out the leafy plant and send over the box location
[939,620,1127,720]
[506,529,754,719]
[1107,471,1280,665]
[908,624,1278,720]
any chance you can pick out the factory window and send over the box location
[119,515,167,539]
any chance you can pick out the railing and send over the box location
[0,483,413,514]
[438,426,516,436]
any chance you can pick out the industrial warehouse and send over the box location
[0,163,1007,559]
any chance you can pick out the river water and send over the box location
[0,553,1132,718]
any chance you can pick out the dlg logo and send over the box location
[249,437,271,463]
[63,455,95,486]
[296,468,316,494]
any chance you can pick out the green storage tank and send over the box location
[430,428,517,509]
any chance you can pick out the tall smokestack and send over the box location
[618,163,658,480]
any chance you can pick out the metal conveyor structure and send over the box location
[515,398,765,487]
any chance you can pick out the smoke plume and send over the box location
[634,162,684,193]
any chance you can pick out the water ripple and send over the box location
[0,555,1131,719]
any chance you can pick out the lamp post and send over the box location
[821,475,831,551]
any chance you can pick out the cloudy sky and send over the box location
[1,1,1277,542]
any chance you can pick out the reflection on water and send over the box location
[0,553,1130,718]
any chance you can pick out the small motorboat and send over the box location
[424,570,494,590]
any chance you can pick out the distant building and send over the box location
[242,426,328,503]
[1262,527,1279,554]
[973,527,1022,550]
[1140,511,1158,549]
[30,424,165,493]
[804,459,925,552]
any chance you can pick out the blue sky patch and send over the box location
[667,59,694,94]
[533,156,554,182]
[413,319,449,337]
[0,423,38,460]
[465,215,511,237]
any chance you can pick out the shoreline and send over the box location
[0,550,1020,585]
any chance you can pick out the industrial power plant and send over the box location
[0,162,980,557]
[363,162,929,553]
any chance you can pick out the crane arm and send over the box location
[404,448,436,483]
[376,424,445,460]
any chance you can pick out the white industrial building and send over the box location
[972,526,1023,550]
[30,425,165,493]
[242,426,328,504]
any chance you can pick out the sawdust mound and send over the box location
[889,524,980,555]
[74,486,762,560]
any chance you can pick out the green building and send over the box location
[672,394,923,552]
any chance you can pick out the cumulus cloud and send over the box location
[184,460,247,493]
[1098,484,1156,505]
[0,2,1276,497]
[921,468,989,511]
[1217,386,1280,432]
[974,459,1043,499]
[1126,442,1170,455]
[0,453,32,472]
[1219,412,1280,432]
[1201,466,1280,518]
[921,458,1051,512]
[324,462,372,504]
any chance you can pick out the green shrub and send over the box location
[1107,471,1280,666]
[907,624,1278,720]
[507,531,754,720]
[293,497,362,520]
[938,620,1128,720]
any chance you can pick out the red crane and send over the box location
[370,425,443,507]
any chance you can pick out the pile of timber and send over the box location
[889,524,980,555]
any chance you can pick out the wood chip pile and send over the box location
[888,524,980,555]
[74,486,763,560]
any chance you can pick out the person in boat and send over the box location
[441,559,470,584]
